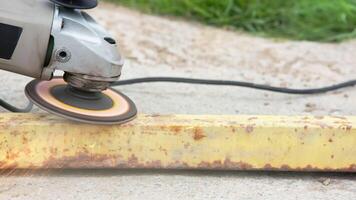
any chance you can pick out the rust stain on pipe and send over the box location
[0,114,355,172]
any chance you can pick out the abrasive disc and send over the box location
[25,77,137,125]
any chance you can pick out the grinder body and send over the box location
[0,0,54,79]
[0,0,124,90]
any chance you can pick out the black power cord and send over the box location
[112,77,356,95]
[0,99,33,113]
[1,77,355,113]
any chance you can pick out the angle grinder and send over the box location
[0,0,137,124]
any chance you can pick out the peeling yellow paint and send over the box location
[0,114,355,171]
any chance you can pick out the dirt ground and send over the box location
[0,2,356,199]
[93,3,356,116]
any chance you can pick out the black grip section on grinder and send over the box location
[0,23,23,60]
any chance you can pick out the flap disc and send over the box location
[25,77,137,125]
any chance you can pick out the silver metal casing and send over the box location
[0,0,54,79]
[46,6,124,82]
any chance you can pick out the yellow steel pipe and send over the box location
[0,114,355,171]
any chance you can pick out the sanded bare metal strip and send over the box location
[0,114,355,171]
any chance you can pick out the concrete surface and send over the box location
[0,2,356,199]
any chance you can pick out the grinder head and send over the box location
[25,77,137,125]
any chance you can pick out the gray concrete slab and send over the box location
[0,3,355,199]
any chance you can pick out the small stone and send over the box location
[304,103,317,112]
[318,178,331,186]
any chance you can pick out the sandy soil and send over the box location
[93,3,356,86]
[89,3,356,116]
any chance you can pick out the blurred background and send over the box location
[106,0,356,42]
